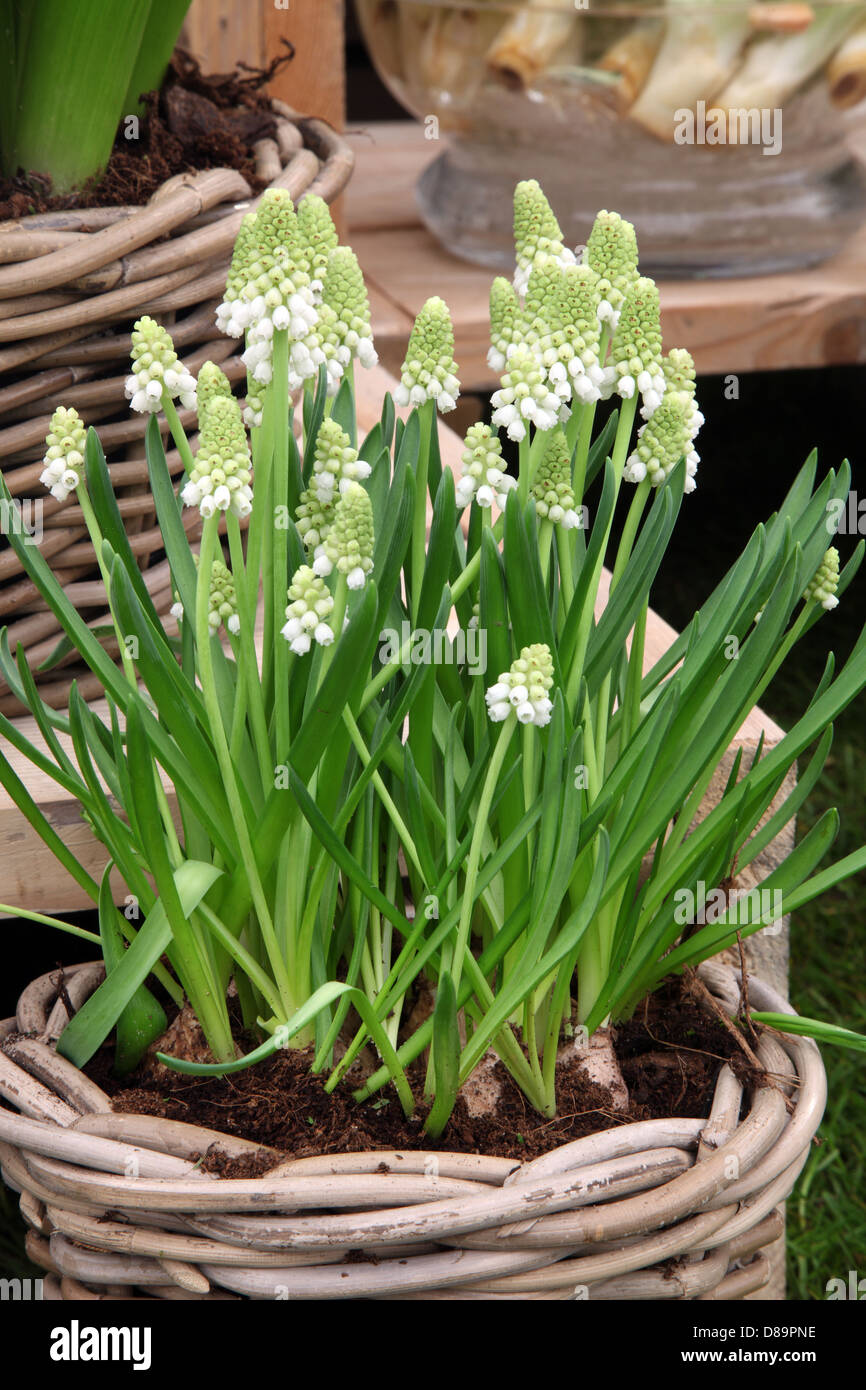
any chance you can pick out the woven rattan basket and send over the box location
[0,960,825,1301]
[0,102,354,715]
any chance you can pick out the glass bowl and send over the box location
[356,0,866,276]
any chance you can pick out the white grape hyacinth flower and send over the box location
[485,644,555,728]
[282,565,336,654]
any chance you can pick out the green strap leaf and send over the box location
[98,865,167,1077]
[57,859,223,1068]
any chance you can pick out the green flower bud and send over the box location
[218,212,260,333]
[243,369,264,430]
[513,180,576,295]
[40,406,87,502]
[486,643,554,727]
[297,195,339,279]
[315,480,375,589]
[321,246,377,371]
[804,548,840,610]
[395,297,460,413]
[488,276,524,373]
[532,429,582,529]
[207,558,240,636]
[524,258,604,406]
[607,276,665,410]
[585,210,639,323]
[660,347,704,441]
[196,361,233,431]
[183,394,253,519]
[662,348,696,398]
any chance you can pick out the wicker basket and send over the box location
[0,960,825,1301]
[0,102,354,715]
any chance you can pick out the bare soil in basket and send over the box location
[0,46,293,221]
[81,979,754,1176]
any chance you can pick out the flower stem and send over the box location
[411,399,435,624]
[197,515,295,1018]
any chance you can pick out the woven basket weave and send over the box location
[0,960,825,1301]
[0,102,354,715]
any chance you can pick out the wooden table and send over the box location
[345,121,866,391]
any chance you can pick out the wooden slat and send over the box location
[264,0,346,131]
[347,120,866,388]
[181,0,267,72]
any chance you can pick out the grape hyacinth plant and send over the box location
[2,182,866,1138]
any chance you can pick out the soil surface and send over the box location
[80,978,754,1174]
[0,46,293,221]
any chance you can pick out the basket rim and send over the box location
[0,960,825,1299]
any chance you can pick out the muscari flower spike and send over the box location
[661,348,704,437]
[491,345,562,441]
[282,565,335,653]
[805,548,840,611]
[294,247,379,396]
[310,418,371,504]
[243,371,264,430]
[486,644,554,727]
[524,258,604,406]
[126,317,197,415]
[394,297,460,413]
[624,391,699,493]
[532,429,582,528]
[196,361,234,430]
[604,276,665,413]
[296,195,339,287]
[560,264,606,403]
[512,180,576,297]
[181,394,253,519]
[40,406,86,503]
[295,484,335,554]
[314,480,374,589]
[584,210,639,327]
[206,558,240,636]
[216,212,261,337]
[322,247,378,370]
[455,422,516,511]
[239,190,320,385]
[488,277,524,374]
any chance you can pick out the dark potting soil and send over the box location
[79,978,756,1175]
[0,46,293,221]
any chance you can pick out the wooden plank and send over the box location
[345,122,439,233]
[356,224,491,386]
[181,0,266,72]
[264,0,345,130]
[349,120,866,387]
[0,365,784,914]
